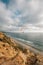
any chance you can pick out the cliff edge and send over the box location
[0,32,43,65]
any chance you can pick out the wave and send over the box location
[15,37,35,46]
[15,37,43,51]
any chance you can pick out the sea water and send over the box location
[4,32,43,51]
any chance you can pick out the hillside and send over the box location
[0,32,43,65]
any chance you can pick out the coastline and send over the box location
[4,32,43,53]
[0,32,43,65]
[11,37,43,55]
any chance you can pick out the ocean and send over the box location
[4,32,43,52]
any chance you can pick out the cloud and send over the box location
[0,0,43,32]
[0,1,20,32]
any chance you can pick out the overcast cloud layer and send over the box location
[0,0,43,32]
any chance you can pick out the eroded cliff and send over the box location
[0,32,43,65]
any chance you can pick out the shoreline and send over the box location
[4,32,43,53]
[10,37,43,55]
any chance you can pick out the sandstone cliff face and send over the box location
[0,32,43,65]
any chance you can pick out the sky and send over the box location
[0,0,43,32]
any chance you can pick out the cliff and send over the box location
[0,32,43,65]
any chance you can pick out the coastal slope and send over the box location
[0,32,43,65]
